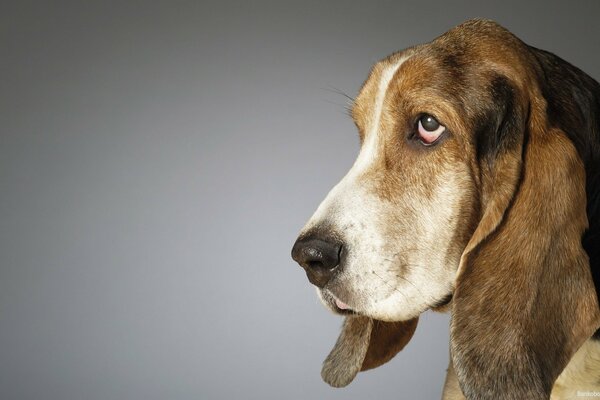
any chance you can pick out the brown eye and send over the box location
[417,114,446,144]
[420,115,440,131]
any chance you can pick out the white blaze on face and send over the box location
[353,56,410,173]
[303,56,409,226]
[300,54,466,321]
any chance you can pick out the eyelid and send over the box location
[417,118,446,145]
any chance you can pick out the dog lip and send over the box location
[322,289,357,315]
[431,292,453,310]
[334,297,351,310]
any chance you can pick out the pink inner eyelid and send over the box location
[417,120,446,143]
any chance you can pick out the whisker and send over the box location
[378,261,443,304]
[322,85,355,103]
[371,270,411,304]
[321,86,355,117]
[395,273,435,303]
[322,99,353,116]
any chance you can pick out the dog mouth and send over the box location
[320,289,358,316]
[321,286,454,317]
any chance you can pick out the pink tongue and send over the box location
[335,298,350,310]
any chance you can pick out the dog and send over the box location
[291,19,600,400]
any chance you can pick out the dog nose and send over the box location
[291,237,342,288]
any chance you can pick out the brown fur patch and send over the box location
[361,318,418,371]
[452,127,600,398]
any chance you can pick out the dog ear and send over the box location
[451,77,600,398]
[321,316,418,387]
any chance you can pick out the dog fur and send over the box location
[292,19,600,399]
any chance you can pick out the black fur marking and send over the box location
[475,76,522,168]
[530,47,600,339]
[442,53,462,70]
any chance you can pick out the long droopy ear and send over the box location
[321,316,418,387]
[451,79,600,399]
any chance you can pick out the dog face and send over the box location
[292,30,521,321]
[293,52,477,321]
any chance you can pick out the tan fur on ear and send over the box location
[322,316,372,388]
[451,126,600,399]
[321,316,418,387]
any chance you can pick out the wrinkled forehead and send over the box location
[350,35,528,142]
[351,48,469,133]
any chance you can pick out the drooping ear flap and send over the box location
[321,316,418,387]
[451,78,600,399]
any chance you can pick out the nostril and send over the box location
[298,242,339,270]
[291,237,343,288]
[307,260,324,270]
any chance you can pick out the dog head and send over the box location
[291,19,600,397]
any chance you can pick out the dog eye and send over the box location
[417,114,446,145]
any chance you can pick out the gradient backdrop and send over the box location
[2,1,600,399]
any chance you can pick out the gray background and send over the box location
[2,1,599,399]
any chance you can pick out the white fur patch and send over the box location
[353,55,409,173]
[551,339,600,399]
[303,56,409,227]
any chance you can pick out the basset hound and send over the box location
[291,19,600,400]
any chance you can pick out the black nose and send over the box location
[291,237,342,288]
